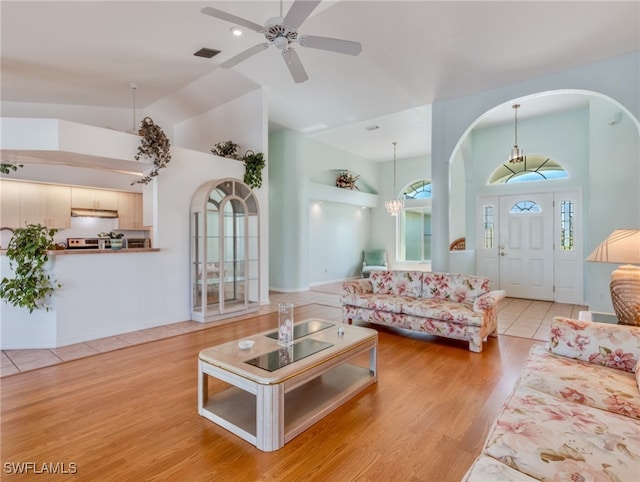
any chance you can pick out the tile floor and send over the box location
[1,283,587,378]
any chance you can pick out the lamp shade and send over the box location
[586,229,640,265]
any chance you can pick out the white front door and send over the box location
[498,193,554,300]
[476,190,583,303]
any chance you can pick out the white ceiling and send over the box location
[2,1,638,161]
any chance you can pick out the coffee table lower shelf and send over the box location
[201,364,373,447]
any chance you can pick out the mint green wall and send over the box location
[431,52,640,274]
[586,97,640,311]
[268,129,379,291]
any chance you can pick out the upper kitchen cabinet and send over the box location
[45,184,71,229]
[0,180,70,229]
[71,187,118,211]
[117,192,145,230]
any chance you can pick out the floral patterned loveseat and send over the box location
[463,316,640,481]
[341,271,505,352]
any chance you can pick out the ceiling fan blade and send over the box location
[298,35,362,56]
[221,43,269,68]
[201,7,264,33]
[281,48,308,83]
[283,0,322,30]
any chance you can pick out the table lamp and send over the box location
[586,229,640,326]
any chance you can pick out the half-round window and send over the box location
[489,155,568,184]
[403,180,432,199]
[509,200,542,213]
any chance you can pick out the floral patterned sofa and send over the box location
[463,316,640,481]
[341,270,505,352]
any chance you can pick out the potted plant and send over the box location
[0,224,60,313]
[132,117,171,185]
[211,140,240,159]
[242,150,266,189]
[336,171,359,190]
[98,231,125,250]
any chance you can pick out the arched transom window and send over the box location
[489,155,568,184]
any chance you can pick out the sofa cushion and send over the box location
[520,345,640,420]
[483,385,640,482]
[370,271,423,297]
[421,272,490,303]
[549,317,640,373]
[340,293,408,313]
[403,298,483,326]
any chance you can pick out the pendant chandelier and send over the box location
[385,141,404,216]
[508,103,524,164]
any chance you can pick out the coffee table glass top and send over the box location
[245,338,333,372]
[265,319,334,341]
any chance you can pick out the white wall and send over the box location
[173,90,265,156]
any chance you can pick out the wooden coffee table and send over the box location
[198,319,378,451]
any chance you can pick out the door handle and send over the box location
[499,252,507,256]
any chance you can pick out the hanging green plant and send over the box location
[242,150,265,189]
[0,163,24,175]
[132,117,171,185]
[211,140,240,159]
[0,224,60,313]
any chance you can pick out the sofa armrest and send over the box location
[472,290,506,313]
[343,279,373,295]
[548,316,640,373]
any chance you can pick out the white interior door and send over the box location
[498,193,554,300]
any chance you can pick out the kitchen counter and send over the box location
[1,248,159,255]
[50,248,160,255]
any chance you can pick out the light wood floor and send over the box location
[0,303,541,481]
[1,282,587,377]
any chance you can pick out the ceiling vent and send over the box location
[194,48,221,59]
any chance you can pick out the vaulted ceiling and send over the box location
[2,1,638,160]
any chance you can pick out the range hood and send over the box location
[71,208,119,218]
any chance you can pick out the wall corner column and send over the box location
[431,101,450,273]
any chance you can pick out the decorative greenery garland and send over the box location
[1,163,23,175]
[0,224,60,313]
[132,117,171,185]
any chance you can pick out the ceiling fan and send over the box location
[201,0,362,83]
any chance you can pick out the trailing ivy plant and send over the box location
[0,224,60,313]
[242,150,266,189]
[0,163,23,175]
[132,117,171,185]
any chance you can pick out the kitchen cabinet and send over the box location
[0,180,21,228]
[19,182,47,226]
[45,184,71,229]
[71,187,118,211]
[117,192,145,229]
[191,179,260,323]
[0,180,70,229]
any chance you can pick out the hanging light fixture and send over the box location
[508,103,524,164]
[127,82,139,134]
[385,141,405,216]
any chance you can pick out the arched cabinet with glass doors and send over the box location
[191,179,260,322]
